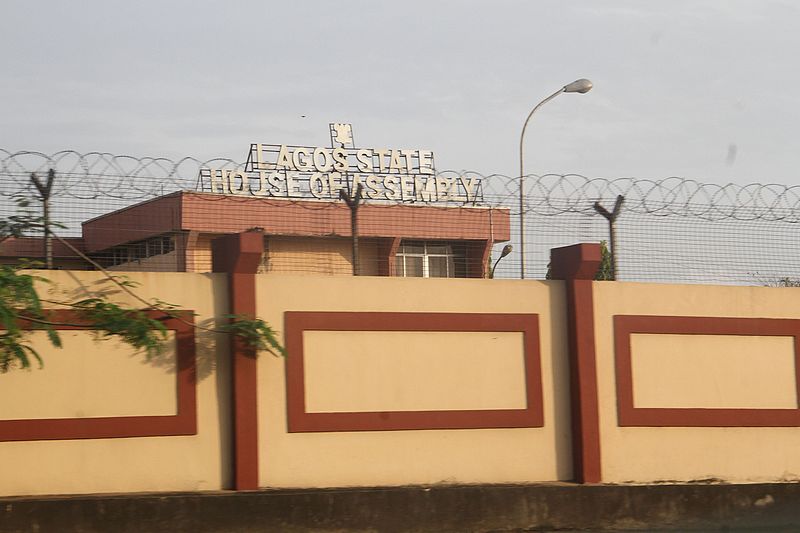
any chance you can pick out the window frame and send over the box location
[395,240,457,278]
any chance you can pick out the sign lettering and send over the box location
[198,125,483,205]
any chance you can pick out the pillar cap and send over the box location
[549,243,602,280]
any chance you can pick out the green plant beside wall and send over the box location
[0,191,285,372]
[595,240,614,281]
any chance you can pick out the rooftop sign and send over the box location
[199,124,483,205]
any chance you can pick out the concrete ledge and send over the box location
[2,482,800,532]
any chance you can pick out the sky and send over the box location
[2,0,800,186]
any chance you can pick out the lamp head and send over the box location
[563,78,593,94]
[500,244,513,258]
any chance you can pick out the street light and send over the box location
[490,244,513,278]
[518,78,593,279]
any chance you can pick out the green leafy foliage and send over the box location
[0,199,57,370]
[594,240,614,281]
[70,298,169,359]
[0,265,55,371]
[0,266,288,371]
[0,264,173,371]
[0,263,288,372]
[220,315,287,357]
[0,191,286,372]
[0,197,63,244]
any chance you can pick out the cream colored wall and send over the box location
[593,282,800,484]
[190,235,214,273]
[2,331,177,419]
[304,330,527,413]
[264,236,379,276]
[182,234,381,275]
[12,268,798,494]
[357,238,379,276]
[0,270,231,496]
[630,333,796,409]
[255,276,571,488]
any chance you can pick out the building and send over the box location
[1,125,511,277]
[1,191,510,278]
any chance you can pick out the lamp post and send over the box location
[518,78,593,279]
[490,244,513,278]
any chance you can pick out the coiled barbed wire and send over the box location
[2,149,800,222]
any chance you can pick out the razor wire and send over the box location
[2,149,800,285]
[5,150,800,221]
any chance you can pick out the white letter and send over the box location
[276,145,295,170]
[292,147,313,171]
[309,173,327,199]
[400,175,415,201]
[252,171,268,195]
[255,144,275,170]
[389,150,404,172]
[417,150,434,174]
[401,149,416,173]
[229,171,248,195]
[329,172,344,198]
[267,172,284,195]
[415,176,436,202]
[436,176,452,202]
[313,147,333,172]
[332,147,348,171]
[208,168,227,194]
[356,149,373,172]
[375,149,389,173]
[384,176,400,200]
[349,174,364,199]
[286,172,301,196]
[460,176,481,203]
[365,174,380,199]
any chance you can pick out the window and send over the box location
[111,248,128,266]
[105,234,175,266]
[129,242,146,261]
[145,235,174,257]
[395,241,457,278]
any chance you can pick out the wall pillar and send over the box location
[550,243,602,484]
[180,231,200,272]
[377,237,401,276]
[475,240,493,278]
[212,231,263,490]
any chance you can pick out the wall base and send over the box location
[3,482,800,532]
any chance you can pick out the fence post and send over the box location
[340,184,364,276]
[550,243,603,483]
[212,230,264,490]
[593,195,624,280]
[30,169,55,269]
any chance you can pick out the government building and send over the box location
[0,125,511,278]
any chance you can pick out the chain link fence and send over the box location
[2,149,799,285]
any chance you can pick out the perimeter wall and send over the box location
[1,238,799,496]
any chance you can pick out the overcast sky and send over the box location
[2,1,800,186]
